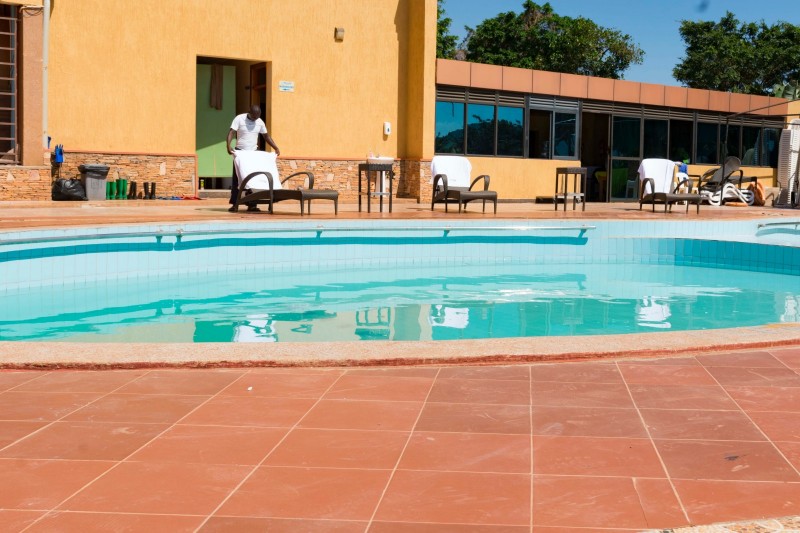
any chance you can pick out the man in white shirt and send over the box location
[227,104,281,212]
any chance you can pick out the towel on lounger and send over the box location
[430,156,472,188]
[234,151,282,190]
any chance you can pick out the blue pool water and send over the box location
[0,220,798,342]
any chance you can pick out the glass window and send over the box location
[496,106,524,157]
[643,119,668,159]
[696,122,718,164]
[529,109,551,159]
[612,116,640,158]
[722,124,740,159]
[762,127,782,168]
[466,103,495,155]
[669,120,693,162]
[434,101,464,154]
[741,126,761,165]
[553,112,577,158]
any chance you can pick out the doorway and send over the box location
[580,113,610,202]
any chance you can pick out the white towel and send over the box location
[234,151,281,190]
[430,156,472,187]
[637,159,675,194]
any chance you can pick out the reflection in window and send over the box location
[696,123,718,164]
[669,120,693,162]
[612,116,640,158]
[467,103,495,155]
[529,109,551,159]
[762,128,781,168]
[742,126,761,165]
[554,113,576,158]
[496,106,524,156]
[722,124,740,159]
[434,101,464,154]
[643,119,668,159]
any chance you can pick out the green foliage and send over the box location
[674,12,800,95]
[436,1,458,59]
[773,82,800,101]
[462,1,643,79]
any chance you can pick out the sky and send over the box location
[441,0,797,86]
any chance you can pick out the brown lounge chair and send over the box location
[638,158,701,213]
[690,156,756,206]
[231,151,338,215]
[430,155,497,213]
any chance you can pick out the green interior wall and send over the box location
[196,64,235,177]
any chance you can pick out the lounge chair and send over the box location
[430,155,497,213]
[691,156,756,206]
[231,151,338,215]
[638,158,701,213]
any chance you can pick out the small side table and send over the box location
[358,163,394,213]
[554,167,587,211]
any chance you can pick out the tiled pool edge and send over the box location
[1,323,799,369]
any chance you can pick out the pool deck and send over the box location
[1,199,800,532]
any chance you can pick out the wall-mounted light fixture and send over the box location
[334,27,345,42]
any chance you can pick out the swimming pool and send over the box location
[1,219,799,343]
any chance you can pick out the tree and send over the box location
[436,1,458,59]
[462,1,643,79]
[674,12,800,95]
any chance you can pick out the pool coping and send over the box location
[2,322,799,369]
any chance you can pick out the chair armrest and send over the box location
[672,177,696,194]
[242,171,276,191]
[469,174,490,191]
[433,173,449,193]
[640,177,655,198]
[282,171,314,189]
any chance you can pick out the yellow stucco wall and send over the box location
[47,0,436,159]
[467,157,574,199]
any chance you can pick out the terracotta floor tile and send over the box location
[201,517,367,532]
[775,441,800,470]
[63,393,207,424]
[115,369,246,395]
[655,439,800,481]
[12,370,146,393]
[217,466,390,520]
[618,364,716,386]
[674,479,800,525]
[0,421,167,461]
[323,375,434,402]
[532,436,664,477]
[61,462,251,515]
[618,356,700,366]
[437,365,530,381]
[220,372,342,398]
[0,458,113,510]
[531,381,634,409]
[0,391,102,422]
[415,402,530,434]
[0,420,46,448]
[129,425,287,465]
[773,348,800,369]
[375,470,530,526]
[697,351,785,368]
[531,406,647,438]
[298,399,423,431]
[629,384,737,410]
[748,410,800,442]
[427,378,530,405]
[371,523,529,532]
[639,409,766,441]
[704,366,800,388]
[530,362,623,383]
[180,395,316,427]
[0,510,46,532]
[531,528,638,533]
[531,476,686,529]
[265,428,409,469]
[27,511,204,532]
[0,371,50,391]
[399,431,530,473]
[345,366,439,378]
[726,386,800,412]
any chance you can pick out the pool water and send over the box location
[2,262,798,342]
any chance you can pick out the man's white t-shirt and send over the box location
[230,114,267,151]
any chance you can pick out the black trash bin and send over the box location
[79,164,110,201]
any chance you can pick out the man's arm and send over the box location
[226,129,237,155]
[262,132,280,156]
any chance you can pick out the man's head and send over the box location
[247,105,262,121]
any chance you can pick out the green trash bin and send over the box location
[79,164,110,201]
